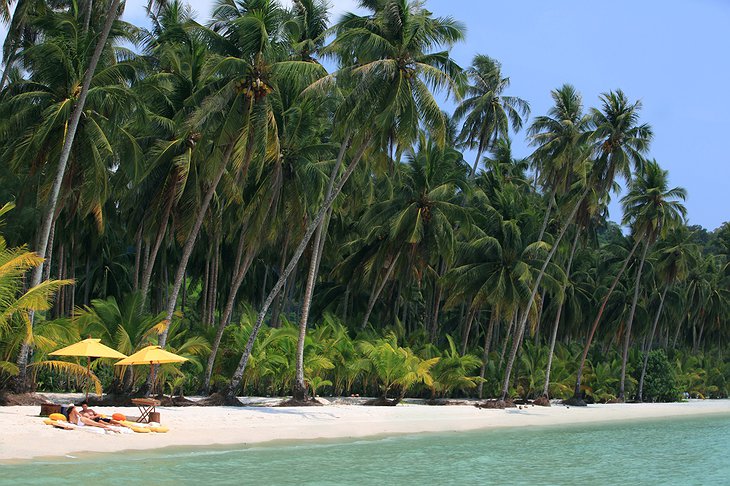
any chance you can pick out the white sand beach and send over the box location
[1,398,729,462]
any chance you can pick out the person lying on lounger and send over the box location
[67,404,120,432]
[79,400,98,419]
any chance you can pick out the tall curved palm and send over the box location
[528,84,591,239]
[155,0,325,353]
[357,134,469,331]
[617,159,686,399]
[454,54,529,177]
[228,0,465,401]
[445,185,562,398]
[7,3,134,388]
[570,90,654,401]
[637,226,696,400]
[288,0,329,61]
[589,89,653,194]
[134,1,206,306]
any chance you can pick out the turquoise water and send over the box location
[2,414,729,485]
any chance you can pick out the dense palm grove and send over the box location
[0,0,728,405]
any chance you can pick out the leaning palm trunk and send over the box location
[15,0,122,389]
[542,229,580,397]
[500,189,588,400]
[536,189,555,242]
[469,142,485,179]
[460,305,478,355]
[140,195,174,308]
[292,136,350,401]
[202,237,255,394]
[361,251,401,330]
[618,240,650,400]
[572,236,643,399]
[225,138,371,400]
[637,285,668,402]
[477,306,498,398]
[0,51,15,89]
[157,143,234,353]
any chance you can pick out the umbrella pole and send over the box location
[149,363,156,397]
[86,357,90,400]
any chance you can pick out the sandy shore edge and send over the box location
[2,399,729,462]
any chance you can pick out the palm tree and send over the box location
[445,184,562,398]
[617,160,687,399]
[637,227,695,401]
[135,0,208,307]
[227,0,465,401]
[570,90,654,402]
[156,0,325,353]
[356,134,468,332]
[454,54,529,177]
[528,84,591,240]
[0,203,70,381]
[288,0,329,62]
[9,2,132,388]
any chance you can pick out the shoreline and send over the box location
[2,399,729,463]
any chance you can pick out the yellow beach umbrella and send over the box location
[49,338,127,399]
[115,345,188,394]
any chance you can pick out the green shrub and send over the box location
[641,350,681,402]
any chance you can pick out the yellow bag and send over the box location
[49,413,67,422]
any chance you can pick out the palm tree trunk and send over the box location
[293,136,350,400]
[202,242,255,394]
[133,223,143,291]
[460,304,478,355]
[181,269,187,315]
[499,312,516,369]
[500,188,588,400]
[477,306,498,398]
[208,231,221,326]
[0,50,16,90]
[226,137,372,399]
[15,0,122,389]
[157,143,233,351]
[534,290,545,346]
[201,250,210,324]
[619,240,650,400]
[43,221,55,282]
[140,195,174,308]
[543,229,580,397]
[638,285,669,402]
[537,189,555,242]
[69,236,76,315]
[429,259,446,342]
[573,236,643,399]
[469,142,484,178]
[83,0,93,34]
[672,315,685,349]
[83,255,92,305]
[270,229,291,329]
[361,251,401,330]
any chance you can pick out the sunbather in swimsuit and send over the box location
[67,405,119,432]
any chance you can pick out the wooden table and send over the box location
[131,397,161,423]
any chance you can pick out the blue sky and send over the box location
[7,0,728,229]
[423,0,730,231]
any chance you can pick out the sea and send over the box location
[2,414,729,485]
